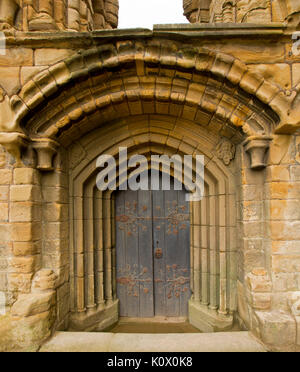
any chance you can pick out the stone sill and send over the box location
[4,23,289,48]
[39,331,267,352]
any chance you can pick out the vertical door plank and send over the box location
[153,189,166,316]
[138,190,154,317]
[124,190,140,317]
[164,187,181,317]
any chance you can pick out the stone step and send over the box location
[40,331,266,352]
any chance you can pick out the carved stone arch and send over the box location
[0,41,295,334]
[67,117,237,331]
[1,40,292,172]
[9,42,281,131]
[2,33,289,333]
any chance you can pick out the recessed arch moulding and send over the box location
[0,37,300,350]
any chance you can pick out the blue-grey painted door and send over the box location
[116,186,190,317]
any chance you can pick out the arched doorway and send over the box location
[66,116,240,332]
[115,177,191,318]
[7,40,281,334]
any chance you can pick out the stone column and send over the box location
[237,133,300,351]
[92,0,106,29]
[0,0,19,29]
[68,0,80,31]
[0,153,57,351]
[9,166,42,296]
[104,0,118,29]
[256,134,300,350]
[183,0,201,23]
[53,0,67,30]
[0,131,67,349]
[236,141,268,329]
[0,146,14,312]
[28,0,58,31]
[79,0,88,31]
[40,147,69,330]
[222,1,235,23]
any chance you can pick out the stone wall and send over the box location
[235,132,300,351]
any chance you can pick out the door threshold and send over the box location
[119,316,188,323]
[105,317,201,334]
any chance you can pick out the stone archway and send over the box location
[0,38,286,338]
[66,115,240,331]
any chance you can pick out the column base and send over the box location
[189,300,234,332]
[68,300,119,332]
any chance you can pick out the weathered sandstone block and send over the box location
[11,291,55,317]
[32,269,57,292]
[255,311,296,348]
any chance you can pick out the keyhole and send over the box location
[155,241,163,259]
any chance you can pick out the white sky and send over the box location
[118,0,188,29]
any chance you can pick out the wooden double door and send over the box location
[116,186,191,318]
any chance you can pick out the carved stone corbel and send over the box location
[0,131,29,165]
[243,136,272,170]
[216,139,236,165]
[32,138,59,171]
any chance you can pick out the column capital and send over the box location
[32,138,59,172]
[243,136,273,170]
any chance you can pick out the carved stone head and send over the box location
[216,140,236,166]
